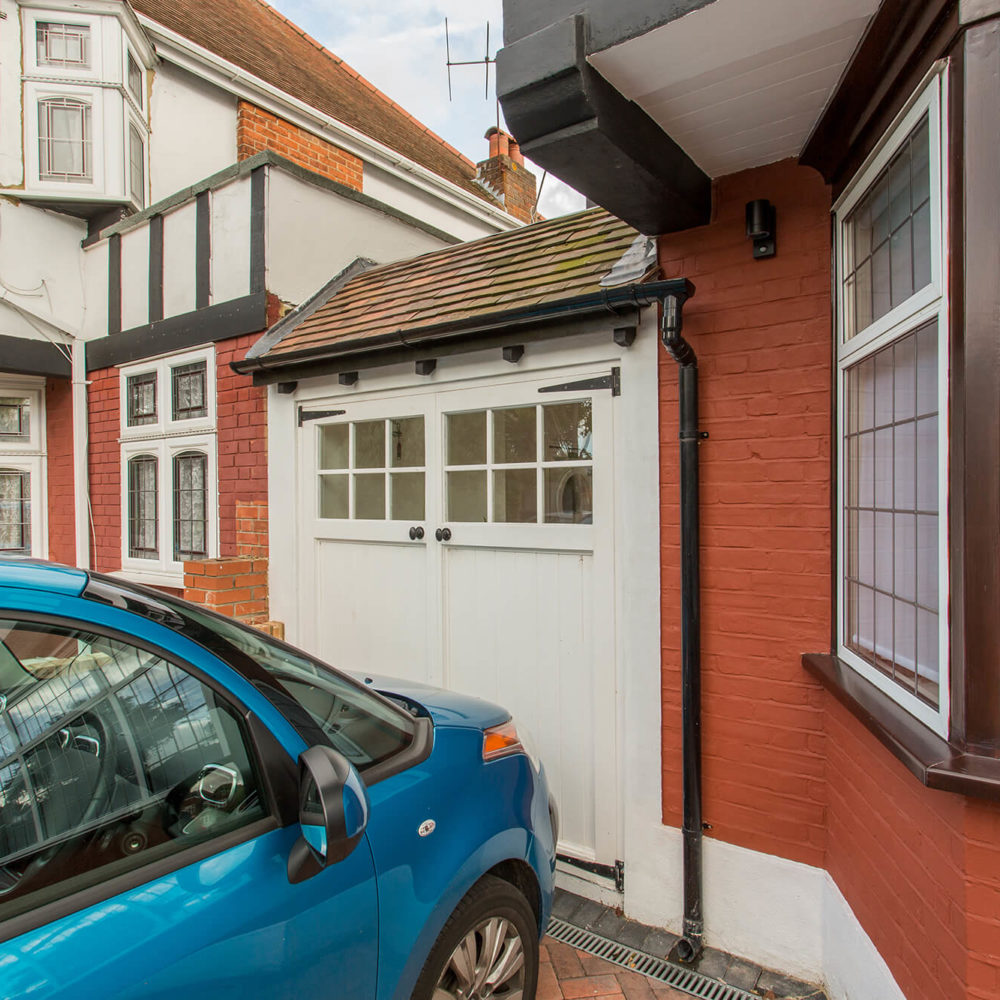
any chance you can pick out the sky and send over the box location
[268,0,587,219]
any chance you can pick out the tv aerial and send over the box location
[445,18,496,102]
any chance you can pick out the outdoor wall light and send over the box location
[745,199,776,259]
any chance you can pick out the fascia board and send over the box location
[137,17,520,232]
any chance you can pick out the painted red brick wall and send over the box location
[214,334,268,556]
[657,157,1000,999]
[87,367,121,573]
[237,101,363,191]
[45,378,75,566]
[658,159,833,868]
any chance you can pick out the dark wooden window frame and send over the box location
[802,1,1000,797]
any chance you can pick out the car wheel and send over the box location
[414,874,539,1000]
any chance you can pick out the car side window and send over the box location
[0,617,269,926]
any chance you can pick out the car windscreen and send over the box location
[83,577,416,774]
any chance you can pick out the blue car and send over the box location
[0,560,556,999]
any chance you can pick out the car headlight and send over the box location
[482,718,541,772]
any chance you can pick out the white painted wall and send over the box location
[149,62,237,203]
[363,163,507,244]
[81,242,109,342]
[120,224,150,331]
[210,173,251,304]
[0,0,23,187]
[266,168,451,305]
[162,199,197,319]
[0,200,86,340]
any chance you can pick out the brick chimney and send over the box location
[477,127,537,223]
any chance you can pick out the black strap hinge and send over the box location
[539,366,621,397]
[298,407,346,426]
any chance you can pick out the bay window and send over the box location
[835,72,948,735]
[120,350,217,584]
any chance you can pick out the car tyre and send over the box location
[413,874,539,1000]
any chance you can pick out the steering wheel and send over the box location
[73,708,120,826]
[3,708,120,896]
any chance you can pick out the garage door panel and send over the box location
[443,545,596,859]
[316,539,431,682]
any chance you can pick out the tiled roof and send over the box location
[131,0,500,208]
[249,208,648,362]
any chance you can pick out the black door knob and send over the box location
[408,526,425,540]
[435,527,452,542]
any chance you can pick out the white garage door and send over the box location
[295,369,619,870]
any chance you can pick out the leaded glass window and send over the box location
[0,471,31,555]
[128,456,157,559]
[173,452,207,559]
[171,362,207,421]
[0,399,30,442]
[126,373,156,427]
[836,75,946,732]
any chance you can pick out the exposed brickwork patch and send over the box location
[45,378,75,565]
[237,101,363,191]
[214,336,269,557]
[86,367,121,573]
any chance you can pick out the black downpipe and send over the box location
[659,284,704,963]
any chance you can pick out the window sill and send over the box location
[802,653,1000,800]
[109,567,184,592]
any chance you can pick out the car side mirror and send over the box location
[287,745,369,884]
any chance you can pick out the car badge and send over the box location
[418,819,436,837]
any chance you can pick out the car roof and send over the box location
[0,558,89,596]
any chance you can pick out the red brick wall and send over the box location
[237,101,363,191]
[658,159,833,868]
[656,157,1000,999]
[45,378,75,565]
[215,334,268,556]
[87,367,121,573]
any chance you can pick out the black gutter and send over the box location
[658,281,705,963]
[231,278,692,382]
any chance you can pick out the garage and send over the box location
[235,209,682,891]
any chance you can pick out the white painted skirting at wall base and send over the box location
[617,827,905,1000]
[822,875,907,1000]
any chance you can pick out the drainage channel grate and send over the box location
[546,918,758,1000]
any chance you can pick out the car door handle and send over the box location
[435,527,452,542]
[408,526,425,540]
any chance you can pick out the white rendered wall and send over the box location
[0,201,86,340]
[266,169,450,305]
[210,174,251,304]
[363,163,511,244]
[120,225,150,332]
[0,0,22,187]
[162,200,198,319]
[149,62,237,203]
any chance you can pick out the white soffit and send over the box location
[588,0,880,178]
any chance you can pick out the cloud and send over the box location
[270,0,587,219]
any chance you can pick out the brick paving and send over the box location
[539,938,690,1000]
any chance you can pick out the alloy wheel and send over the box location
[433,916,526,1000]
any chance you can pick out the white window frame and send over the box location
[127,116,146,208]
[23,11,104,81]
[833,66,950,737]
[24,81,105,195]
[0,377,47,559]
[119,349,218,586]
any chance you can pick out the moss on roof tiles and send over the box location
[254,208,647,360]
